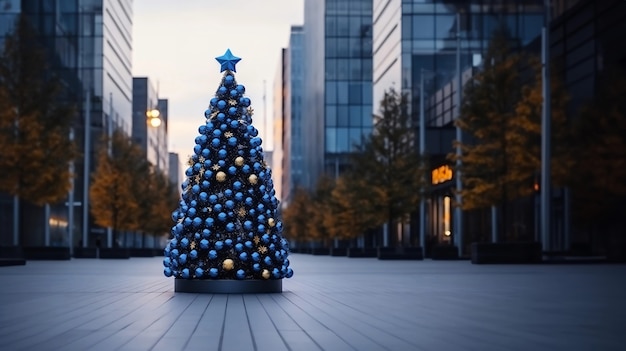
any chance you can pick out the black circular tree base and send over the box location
[175,278,282,293]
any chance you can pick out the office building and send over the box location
[372,0,544,249]
[302,0,374,191]
[0,0,133,249]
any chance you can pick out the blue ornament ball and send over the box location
[193,144,201,155]
[204,109,212,118]
[230,89,238,98]
[228,107,237,116]
[218,86,228,95]
[215,241,224,250]
[209,267,219,278]
[164,267,173,277]
[225,238,233,247]
[200,239,209,249]
[224,74,234,86]
[202,148,210,158]
[239,252,248,261]
[228,137,238,146]
[195,267,204,278]
[236,84,245,94]
[236,269,246,279]
[179,253,187,264]
[210,97,218,107]
[190,250,198,260]
[217,112,226,121]
[217,100,227,110]
[209,250,218,259]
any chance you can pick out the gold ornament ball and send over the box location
[222,259,234,271]
[268,218,275,227]
[248,174,258,184]
[261,269,270,279]
[216,171,227,182]
[235,156,244,166]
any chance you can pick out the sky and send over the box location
[132,0,304,166]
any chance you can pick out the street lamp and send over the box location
[147,108,162,169]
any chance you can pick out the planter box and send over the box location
[73,247,97,258]
[607,243,626,263]
[0,246,24,259]
[431,245,459,260]
[0,258,26,266]
[99,248,130,259]
[23,246,71,260]
[378,247,423,260]
[347,248,378,258]
[329,247,347,256]
[129,248,156,257]
[311,248,330,255]
[471,242,541,264]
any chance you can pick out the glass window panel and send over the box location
[337,59,349,79]
[361,105,373,127]
[402,15,412,38]
[350,15,361,36]
[337,128,350,152]
[326,16,337,37]
[337,38,349,57]
[362,82,372,104]
[349,37,362,56]
[326,58,337,79]
[362,58,372,80]
[325,128,337,153]
[350,59,362,80]
[349,128,362,150]
[337,106,349,127]
[349,83,362,104]
[326,38,337,58]
[337,81,349,104]
[349,106,361,126]
[436,15,455,39]
[412,15,435,39]
[325,81,337,104]
[325,106,337,127]
[337,16,349,36]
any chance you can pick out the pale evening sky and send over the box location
[132,0,304,167]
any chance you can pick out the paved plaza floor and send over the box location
[0,254,624,351]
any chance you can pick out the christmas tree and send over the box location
[163,49,293,292]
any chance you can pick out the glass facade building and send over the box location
[302,0,373,190]
[0,0,135,249]
[372,0,545,249]
[286,25,304,202]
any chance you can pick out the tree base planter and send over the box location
[431,245,459,260]
[347,248,378,258]
[330,247,347,256]
[175,278,282,293]
[23,247,70,260]
[378,247,424,260]
[471,242,541,264]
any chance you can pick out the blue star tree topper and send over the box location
[215,49,241,72]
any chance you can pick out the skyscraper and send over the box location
[302,0,374,190]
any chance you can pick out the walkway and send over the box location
[0,254,624,350]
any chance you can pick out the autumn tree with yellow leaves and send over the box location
[0,15,78,205]
[451,30,571,240]
[89,131,143,244]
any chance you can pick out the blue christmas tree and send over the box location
[163,50,293,282]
